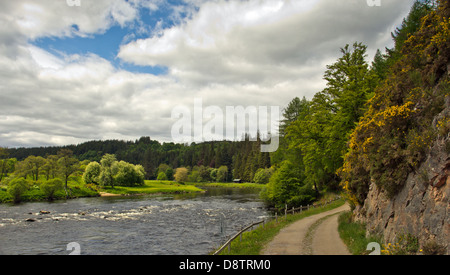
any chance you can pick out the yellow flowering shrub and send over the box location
[340,2,450,204]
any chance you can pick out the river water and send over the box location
[0,187,270,255]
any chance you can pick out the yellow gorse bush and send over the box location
[340,1,449,204]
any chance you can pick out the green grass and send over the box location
[337,211,383,255]
[0,180,99,203]
[102,180,204,195]
[0,180,204,203]
[189,182,266,189]
[216,199,346,255]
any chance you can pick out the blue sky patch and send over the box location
[30,0,193,75]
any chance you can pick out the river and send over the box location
[0,187,270,255]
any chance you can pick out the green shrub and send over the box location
[261,161,315,209]
[8,178,29,203]
[157,171,168,181]
[253,168,273,184]
[40,178,64,200]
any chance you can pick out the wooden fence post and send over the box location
[285,204,287,220]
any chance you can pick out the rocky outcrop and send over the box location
[354,103,450,255]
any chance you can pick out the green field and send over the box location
[102,180,204,195]
[189,182,266,189]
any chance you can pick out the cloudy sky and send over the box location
[0,0,415,148]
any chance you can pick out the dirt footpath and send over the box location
[262,204,350,255]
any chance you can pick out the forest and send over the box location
[4,135,271,183]
[1,0,448,210]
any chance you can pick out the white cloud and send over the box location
[0,0,416,147]
[118,0,413,89]
[7,0,141,39]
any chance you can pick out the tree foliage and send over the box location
[264,41,377,208]
[40,178,63,200]
[83,161,101,184]
[84,155,145,187]
[340,0,448,204]
[174,167,189,183]
[7,178,29,203]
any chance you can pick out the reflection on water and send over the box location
[0,187,269,255]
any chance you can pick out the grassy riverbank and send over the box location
[189,182,266,190]
[0,180,204,203]
[216,198,345,255]
[0,180,98,203]
[102,180,204,196]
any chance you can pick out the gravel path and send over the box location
[263,204,350,255]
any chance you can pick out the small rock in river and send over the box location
[25,218,36,222]
[39,211,51,215]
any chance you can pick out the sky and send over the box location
[0,0,415,148]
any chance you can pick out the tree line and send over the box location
[262,0,443,209]
[0,147,145,202]
[2,0,441,210]
[5,136,271,182]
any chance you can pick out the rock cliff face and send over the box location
[354,96,450,254]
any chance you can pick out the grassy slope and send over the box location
[102,180,204,195]
[189,182,266,189]
[338,211,383,255]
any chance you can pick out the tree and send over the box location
[174,167,188,183]
[217,166,229,182]
[21,156,46,181]
[286,42,375,193]
[0,148,9,182]
[165,167,174,181]
[198,165,210,182]
[83,161,101,184]
[57,149,80,192]
[156,163,170,177]
[340,0,446,204]
[157,171,168,181]
[99,154,116,188]
[210,168,218,182]
[134,165,146,185]
[188,170,201,183]
[372,49,389,80]
[7,178,29,203]
[40,178,63,200]
[0,158,16,182]
[279,97,309,137]
[42,155,58,180]
[253,168,273,184]
[113,161,145,187]
[261,161,315,209]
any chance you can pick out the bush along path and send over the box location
[263,204,350,255]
